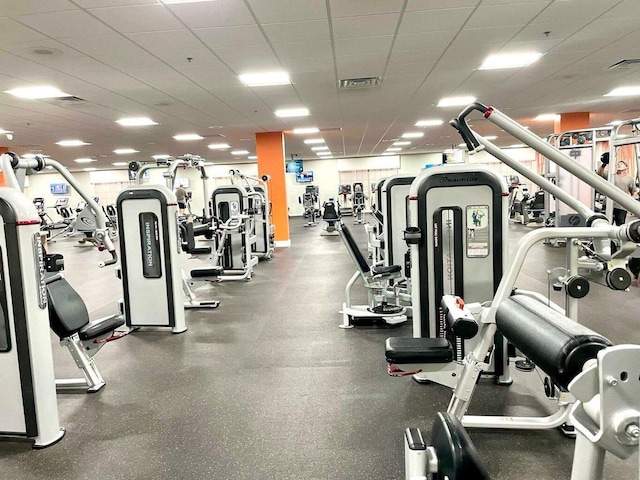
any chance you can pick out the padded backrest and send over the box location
[530,191,545,209]
[180,222,196,252]
[323,201,339,220]
[496,295,611,389]
[431,412,490,480]
[338,222,370,274]
[46,276,90,338]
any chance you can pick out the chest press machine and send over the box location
[384,104,640,479]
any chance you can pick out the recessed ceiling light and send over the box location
[0,128,13,135]
[5,85,71,99]
[604,86,640,97]
[458,143,467,147]
[479,52,543,70]
[317,151,332,156]
[509,144,526,148]
[74,158,96,163]
[319,155,333,159]
[231,150,249,155]
[534,113,560,121]
[112,162,128,166]
[208,143,231,150]
[401,132,424,139]
[83,167,97,171]
[293,127,319,134]
[173,133,203,141]
[114,148,138,154]
[56,139,90,146]
[311,146,329,151]
[116,117,158,126]
[275,108,309,118]
[386,147,402,152]
[152,154,171,160]
[393,141,411,146]
[381,152,396,156]
[304,138,325,144]
[607,120,624,126]
[437,96,476,107]
[248,155,258,160]
[483,135,498,140]
[239,71,291,87]
[415,119,443,127]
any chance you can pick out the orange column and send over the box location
[0,146,7,186]
[255,132,290,246]
[554,112,590,133]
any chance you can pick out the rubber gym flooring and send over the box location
[0,216,638,479]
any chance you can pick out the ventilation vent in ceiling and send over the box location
[339,77,381,89]
[43,96,88,106]
[608,59,640,70]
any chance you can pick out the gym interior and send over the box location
[0,1,639,479]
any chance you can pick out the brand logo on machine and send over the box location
[32,233,47,309]
[139,212,162,278]
[439,175,478,184]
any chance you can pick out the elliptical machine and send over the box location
[351,182,366,224]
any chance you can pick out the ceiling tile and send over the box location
[60,34,145,57]
[213,44,280,71]
[274,41,333,60]
[16,10,115,38]
[88,4,185,33]
[282,56,335,73]
[0,19,48,49]
[600,0,640,19]
[329,0,404,17]
[126,30,203,53]
[152,48,225,68]
[393,30,457,51]
[100,52,167,70]
[263,20,330,44]
[385,62,433,77]
[335,35,393,56]
[248,0,327,23]
[332,13,400,39]
[388,48,443,65]
[512,22,586,44]
[336,53,387,79]
[0,0,78,16]
[408,0,480,10]
[399,8,474,34]
[466,2,550,28]
[532,0,620,24]
[194,25,267,49]
[163,0,255,28]
[74,0,156,7]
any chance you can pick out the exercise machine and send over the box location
[320,198,340,236]
[351,182,366,224]
[300,185,320,227]
[338,184,352,216]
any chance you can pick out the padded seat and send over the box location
[191,267,224,278]
[371,265,401,276]
[189,247,212,255]
[385,337,454,364]
[78,315,125,341]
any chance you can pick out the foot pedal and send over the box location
[515,358,535,372]
[559,423,576,438]
[369,304,404,315]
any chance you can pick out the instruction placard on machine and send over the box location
[466,205,489,257]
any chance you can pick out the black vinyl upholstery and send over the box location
[385,337,454,364]
[431,412,490,480]
[338,222,370,274]
[496,295,611,389]
[322,201,339,221]
[79,315,124,341]
[47,276,90,338]
[191,267,224,278]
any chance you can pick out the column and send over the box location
[554,112,590,133]
[0,146,8,187]
[255,132,290,247]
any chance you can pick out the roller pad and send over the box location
[385,337,454,364]
[191,267,224,278]
[496,295,611,389]
[79,315,125,341]
[371,265,402,276]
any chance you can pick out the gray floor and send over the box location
[0,217,638,479]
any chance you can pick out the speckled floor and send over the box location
[0,216,638,479]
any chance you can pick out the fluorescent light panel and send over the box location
[248,155,258,160]
[74,158,96,163]
[401,132,424,139]
[152,154,171,160]
[56,139,90,146]
[437,96,476,107]
[415,119,443,127]
[393,141,411,146]
[483,135,498,140]
[5,85,71,99]
[239,71,291,87]
[173,133,203,141]
[604,86,640,97]
[386,147,402,152]
[275,108,309,118]
[293,127,319,134]
[112,162,128,166]
[208,143,230,149]
[0,128,13,135]
[114,148,138,154]
[303,138,324,144]
[83,167,97,171]
[311,146,329,151]
[231,150,249,155]
[479,52,543,70]
[317,152,332,156]
[534,113,559,121]
[117,117,158,126]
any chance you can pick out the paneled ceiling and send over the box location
[1,0,639,169]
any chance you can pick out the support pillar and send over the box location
[554,112,590,133]
[0,146,8,187]
[255,132,290,247]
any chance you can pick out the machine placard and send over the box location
[466,205,490,258]
[0,246,10,351]
[139,212,162,278]
[32,233,48,309]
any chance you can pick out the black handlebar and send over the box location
[450,102,492,152]
[99,250,117,268]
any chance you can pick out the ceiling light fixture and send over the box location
[509,144,526,148]
[208,143,231,150]
[415,119,443,127]
[437,96,476,107]
[386,147,402,152]
[74,158,96,163]
[173,133,203,141]
[112,162,128,166]
[317,151,332,156]
[479,52,543,70]
[293,127,319,134]
[483,135,498,140]
[304,138,325,144]
[152,154,171,160]
[5,85,71,99]
[56,139,90,146]
[275,108,309,118]
[116,117,158,126]
[393,141,411,146]
[231,150,249,155]
[83,167,97,171]
[401,132,424,139]
[239,71,291,87]
[604,86,640,97]
[381,152,396,156]
[311,146,329,151]
[248,155,258,160]
[114,148,138,154]
[533,113,560,121]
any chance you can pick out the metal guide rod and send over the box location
[482,106,640,218]
[475,133,594,220]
